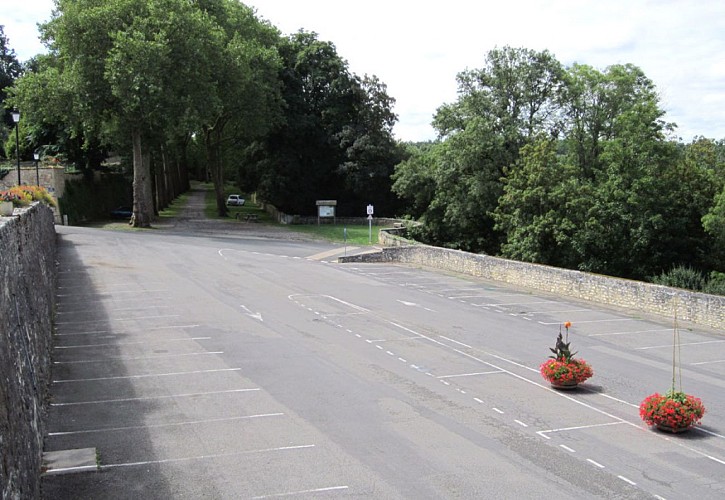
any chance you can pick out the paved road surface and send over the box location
[42,187,725,498]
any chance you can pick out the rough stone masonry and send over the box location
[0,204,56,500]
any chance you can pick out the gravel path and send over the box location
[153,183,317,241]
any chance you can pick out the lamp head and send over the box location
[11,109,20,123]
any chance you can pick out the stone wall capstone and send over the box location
[341,236,725,331]
[0,204,56,500]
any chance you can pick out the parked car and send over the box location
[226,194,245,206]
[110,206,132,219]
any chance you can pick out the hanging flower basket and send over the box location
[639,391,705,433]
[640,298,706,433]
[540,322,593,389]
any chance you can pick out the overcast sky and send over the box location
[4,0,725,142]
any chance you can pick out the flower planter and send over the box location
[655,423,692,434]
[0,201,14,216]
[639,392,705,432]
[550,379,578,390]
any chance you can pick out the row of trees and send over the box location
[392,47,724,283]
[4,0,402,226]
[4,14,722,287]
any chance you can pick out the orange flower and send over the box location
[564,321,572,329]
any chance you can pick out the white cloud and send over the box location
[4,0,725,142]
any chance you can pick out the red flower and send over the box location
[540,358,593,384]
[639,392,706,429]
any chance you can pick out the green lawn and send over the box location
[286,223,381,245]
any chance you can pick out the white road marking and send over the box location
[474,398,483,403]
[53,368,241,383]
[515,420,528,428]
[493,408,504,414]
[240,305,263,322]
[588,328,670,337]
[691,359,725,366]
[396,299,435,312]
[512,308,591,316]
[54,337,211,349]
[587,459,605,468]
[637,340,725,350]
[51,388,260,406]
[57,305,171,315]
[618,475,636,486]
[439,336,471,349]
[250,486,350,499]
[101,445,316,469]
[54,352,224,364]
[599,394,639,408]
[479,300,555,307]
[55,314,179,325]
[49,413,284,436]
[559,444,575,453]
[538,318,635,325]
[436,371,504,379]
[537,421,626,439]
[398,357,407,363]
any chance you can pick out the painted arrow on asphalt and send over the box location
[240,305,263,322]
[397,300,435,312]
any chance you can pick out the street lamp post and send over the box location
[11,109,20,185]
[34,151,40,186]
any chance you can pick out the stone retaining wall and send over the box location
[341,234,725,331]
[0,204,56,499]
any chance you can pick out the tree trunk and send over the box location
[131,128,153,228]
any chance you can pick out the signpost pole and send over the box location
[366,204,374,245]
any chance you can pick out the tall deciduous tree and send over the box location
[247,31,401,216]
[396,46,564,253]
[1,25,22,151]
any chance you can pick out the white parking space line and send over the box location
[55,314,180,326]
[436,371,504,379]
[439,336,471,349]
[538,318,636,325]
[100,444,316,469]
[536,421,626,439]
[618,476,637,486]
[691,359,725,366]
[637,340,725,350]
[559,445,575,453]
[478,300,556,307]
[447,292,526,299]
[587,459,605,468]
[513,308,591,316]
[250,486,349,499]
[54,337,211,349]
[56,289,168,297]
[50,388,260,406]
[54,352,224,364]
[53,368,241,383]
[588,328,671,337]
[57,305,172,315]
[49,413,284,436]
[53,324,200,337]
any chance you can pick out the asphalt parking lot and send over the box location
[41,189,724,499]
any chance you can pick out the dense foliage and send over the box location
[393,46,725,283]
[5,10,723,288]
[6,1,403,225]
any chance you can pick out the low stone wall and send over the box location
[0,204,56,499]
[341,239,725,331]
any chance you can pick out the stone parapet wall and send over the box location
[0,204,56,499]
[341,240,725,331]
